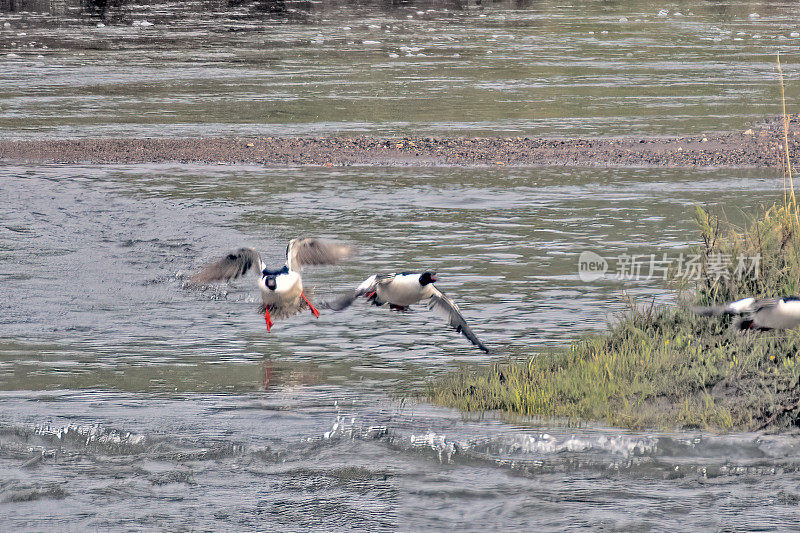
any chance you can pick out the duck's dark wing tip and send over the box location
[322,275,382,311]
[428,288,490,354]
[690,305,729,316]
[191,247,261,285]
[467,331,491,353]
[321,291,361,311]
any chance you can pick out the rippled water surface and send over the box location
[3,0,800,530]
[2,163,800,529]
[1,0,799,139]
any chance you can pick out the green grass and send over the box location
[431,205,800,432]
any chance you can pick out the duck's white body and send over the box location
[191,238,353,331]
[329,271,490,353]
[258,270,303,309]
[751,298,800,329]
[694,296,800,331]
[367,273,436,307]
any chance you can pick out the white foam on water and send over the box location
[410,432,460,463]
[33,422,147,447]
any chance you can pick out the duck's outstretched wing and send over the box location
[691,297,771,316]
[427,287,490,353]
[190,247,263,285]
[323,274,389,311]
[286,238,354,272]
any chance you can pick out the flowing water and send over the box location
[0,0,799,139]
[3,164,800,529]
[2,0,800,530]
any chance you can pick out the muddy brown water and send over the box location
[2,1,800,530]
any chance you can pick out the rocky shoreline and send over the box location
[1,117,799,168]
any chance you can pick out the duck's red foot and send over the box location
[265,308,274,331]
[301,292,320,318]
[389,304,408,311]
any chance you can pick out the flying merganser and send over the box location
[692,296,800,330]
[191,238,354,331]
[325,271,490,353]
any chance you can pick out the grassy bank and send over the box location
[431,205,800,432]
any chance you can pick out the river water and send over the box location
[0,0,799,139]
[2,1,800,531]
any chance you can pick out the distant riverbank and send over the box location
[2,117,798,168]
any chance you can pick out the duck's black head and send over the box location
[419,271,437,286]
[262,265,289,291]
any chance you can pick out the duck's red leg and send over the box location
[264,308,274,331]
[301,292,320,318]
